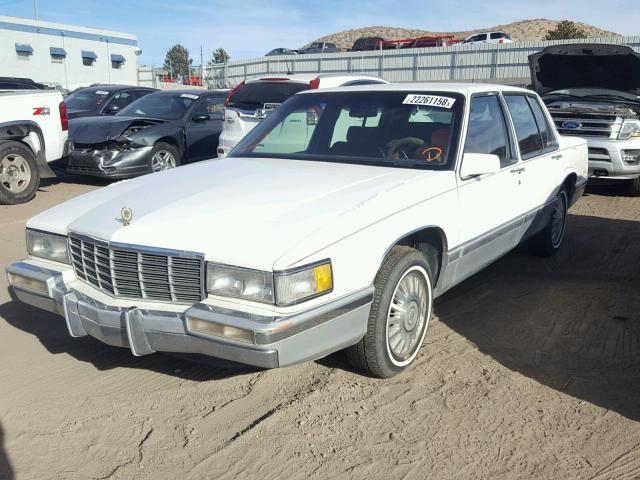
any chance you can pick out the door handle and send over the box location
[551,154,563,160]
[510,167,525,174]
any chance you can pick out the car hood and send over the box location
[68,116,170,144]
[529,44,640,95]
[27,157,456,271]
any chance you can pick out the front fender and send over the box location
[0,120,55,178]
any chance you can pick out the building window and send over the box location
[50,47,67,64]
[111,54,126,69]
[81,50,97,66]
[15,43,33,60]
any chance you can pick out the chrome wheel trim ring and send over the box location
[385,265,432,367]
[551,191,568,249]
[0,153,31,193]
[151,150,176,172]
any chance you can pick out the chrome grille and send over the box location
[69,235,204,303]
[549,111,621,138]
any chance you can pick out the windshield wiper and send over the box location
[582,94,640,104]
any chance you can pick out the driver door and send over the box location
[454,93,526,283]
[184,95,225,161]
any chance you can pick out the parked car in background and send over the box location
[462,31,513,44]
[299,42,341,54]
[530,44,640,196]
[0,77,48,90]
[217,74,389,157]
[266,48,299,56]
[0,89,67,204]
[64,85,158,120]
[66,89,227,178]
[351,36,385,51]
[402,36,459,49]
[6,83,587,378]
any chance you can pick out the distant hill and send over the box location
[310,19,620,50]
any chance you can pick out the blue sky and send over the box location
[1,0,638,65]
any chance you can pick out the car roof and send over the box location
[297,82,533,96]
[152,89,228,95]
[245,73,386,84]
[80,84,156,93]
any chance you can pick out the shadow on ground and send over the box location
[0,423,13,480]
[433,213,640,421]
[0,295,257,383]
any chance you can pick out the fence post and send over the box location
[412,53,418,82]
[243,64,247,82]
[378,53,383,78]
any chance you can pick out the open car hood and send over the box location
[529,44,640,95]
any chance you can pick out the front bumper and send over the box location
[66,146,153,179]
[6,260,372,369]
[586,137,640,180]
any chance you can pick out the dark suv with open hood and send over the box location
[529,44,640,195]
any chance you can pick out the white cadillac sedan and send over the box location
[6,83,588,378]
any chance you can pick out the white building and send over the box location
[0,15,140,90]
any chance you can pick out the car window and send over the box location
[118,92,199,120]
[65,89,110,111]
[527,96,557,150]
[107,91,133,110]
[192,96,224,120]
[464,95,514,167]
[232,90,464,171]
[490,32,503,39]
[504,95,544,159]
[228,82,310,111]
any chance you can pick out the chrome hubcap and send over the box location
[0,154,31,193]
[151,150,176,172]
[386,267,431,365]
[551,193,567,248]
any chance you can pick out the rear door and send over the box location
[502,93,563,236]
[455,93,524,282]
[184,94,225,161]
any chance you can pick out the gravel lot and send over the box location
[0,178,639,480]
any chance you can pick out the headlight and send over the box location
[206,260,333,306]
[619,120,640,140]
[275,261,333,306]
[26,229,69,264]
[206,264,274,304]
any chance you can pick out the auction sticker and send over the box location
[180,93,199,99]
[403,94,456,108]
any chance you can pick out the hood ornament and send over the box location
[120,207,133,226]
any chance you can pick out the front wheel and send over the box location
[530,188,568,257]
[0,141,40,205]
[347,246,433,378]
[149,142,181,173]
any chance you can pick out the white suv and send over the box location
[462,31,513,45]
[216,74,388,157]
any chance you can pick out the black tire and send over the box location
[347,246,434,378]
[0,141,40,205]
[530,188,568,257]
[148,142,181,173]
[625,177,640,197]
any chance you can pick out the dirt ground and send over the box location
[0,177,639,480]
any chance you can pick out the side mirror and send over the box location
[460,153,501,179]
[104,104,120,115]
[192,113,209,123]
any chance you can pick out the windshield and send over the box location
[230,91,464,170]
[546,88,640,102]
[117,92,199,120]
[228,82,310,111]
[65,88,110,111]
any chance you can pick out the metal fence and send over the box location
[139,36,640,90]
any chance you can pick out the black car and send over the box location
[298,42,341,54]
[0,77,48,90]
[265,48,299,56]
[64,85,158,120]
[66,89,228,179]
[351,36,385,51]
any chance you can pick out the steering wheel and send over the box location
[415,146,443,162]
[385,137,425,159]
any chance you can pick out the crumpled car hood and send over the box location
[27,157,456,271]
[68,116,168,144]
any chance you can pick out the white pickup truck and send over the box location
[6,83,587,378]
[0,90,68,204]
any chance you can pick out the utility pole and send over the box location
[33,0,39,20]
[200,45,204,86]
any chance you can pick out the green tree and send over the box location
[212,47,230,64]
[164,44,192,78]
[545,20,588,40]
